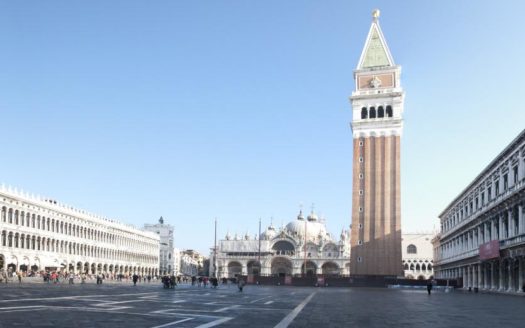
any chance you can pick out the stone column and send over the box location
[518,204,525,234]
[508,209,514,238]
[499,261,504,291]
[461,267,465,288]
[491,261,495,290]
[518,152,525,181]
[479,226,483,245]
[463,266,470,288]
[473,265,478,288]
[478,264,483,289]
[508,260,514,292]
[518,257,523,293]
[499,214,503,239]
[491,219,497,240]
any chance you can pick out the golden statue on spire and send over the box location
[372,9,380,21]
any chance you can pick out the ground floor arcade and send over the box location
[0,252,158,276]
[217,256,350,278]
[438,256,525,292]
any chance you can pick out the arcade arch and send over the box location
[227,261,242,277]
[271,257,292,277]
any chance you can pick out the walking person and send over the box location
[132,273,139,286]
[427,279,433,295]
[238,277,245,293]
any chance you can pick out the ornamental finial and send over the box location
[372,9,380,21]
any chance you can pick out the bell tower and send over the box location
[349,9,404,276]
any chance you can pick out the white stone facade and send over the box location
[179,252,198,276]
[212,210,350,278]
[402,233,435,280]
[144,217,175,275]
[433,129,525,292]
[173,248,181,276]
[0,186,160,276]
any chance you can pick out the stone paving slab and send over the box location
[1,283,525,327]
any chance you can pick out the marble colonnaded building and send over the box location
[433,129,525,292]
[213,210,351,278]
[0,186,160,276]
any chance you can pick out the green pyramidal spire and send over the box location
[357,10,394,69]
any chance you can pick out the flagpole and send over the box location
[258,218,261,262]
[214,218,217,278]
[304,216,307,277]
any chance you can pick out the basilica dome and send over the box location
[260,224,277,240]
[285,211,332,242]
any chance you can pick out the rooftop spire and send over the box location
[357,9,395,69]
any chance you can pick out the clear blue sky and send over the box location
[1,1,524,254]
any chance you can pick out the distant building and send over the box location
[349,9,404,276]
[212,210,350,278]
[433,129,525,292]
[179,251,199,276]
[173,248,181,276]
[182,249,205,275]
[402,233,436,280]
[144,217,175,275]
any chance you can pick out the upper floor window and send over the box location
[407,244,417,254]
[503,174,508,190]
[513,166,519,184]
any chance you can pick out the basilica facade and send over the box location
[213,210,350,278]
[0,186,160,276]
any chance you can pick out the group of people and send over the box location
[0,269,22,284]
[160,275,177,288]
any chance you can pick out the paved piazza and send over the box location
[0,282,525,327]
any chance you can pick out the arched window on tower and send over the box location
[378,106,384,118]
[386,105,393,117]
[407,244,417,254]
[369,107,376,119]
[361,107,368,119]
